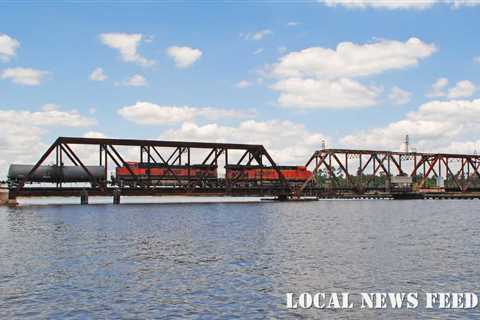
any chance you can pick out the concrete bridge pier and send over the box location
[80,189,89,205]
[113,189,121,205]
[1,186,18,206]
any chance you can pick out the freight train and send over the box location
[8,162,313,188]
[115,163,312,187]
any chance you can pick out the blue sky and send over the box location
[1,1,480,172]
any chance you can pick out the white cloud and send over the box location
[1,67,48,86]
[0,105,96,176]
[341,99,480,152]
[427,77,449,97]
[271,38,436,79]
[99,33,154,66]
[0,121,46,177]
[451,0,480,8]
[0,104,96,127]
[83,131,107,139]
[116,74,147,87]
[268,38,434,109]
[474,56,480,64]
[0,33,20,62]
[322,0,480,9]
[241,29,273,41]
[388,86,411,105]
[166,46,202,68]
[126,74,147,86]
[236,80,252,89]
[118,101,255,125]
[272,77,381,109]
[89,67,107,81]
[448,80,476,98]
[427,78,476,99]
[161,120,327,164]
[253,48,264,55]
[323,0,438,9]
[287,21,299,27]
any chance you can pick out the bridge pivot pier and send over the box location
[80,189,88,205]
[113,189,121,205]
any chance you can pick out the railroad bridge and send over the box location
[3,137,480,204]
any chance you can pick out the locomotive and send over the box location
[225,165,312,187]
[114,163,312,187]
[114,162,218,187]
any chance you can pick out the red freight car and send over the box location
[225,165,312,186]
[115,162,218,187]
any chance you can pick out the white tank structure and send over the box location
[8,164,106,183]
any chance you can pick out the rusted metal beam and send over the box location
[57,137,264,150]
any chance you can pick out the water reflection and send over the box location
[0,200,479,319]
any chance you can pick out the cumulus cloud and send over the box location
[388,86,411,105]
[117,102,255,125]
[161,120,327,164]
[0,105,96,176]
[286,21,299,27]
[450,0,480,8]
[0,33,20,62]
[166,46,202,68]
[99,33,154,66]
[1,67,48,86]
[236,80,252,89]
[89,67,107,81]
[0,104,96,127]
[427,77,449,97]
[427,78,476,99]
[322,0,438,9]
[341,99,480,152]
[321,0,480,10]
[271,38,436,80]
[83,131,107,139]
[116,74,147,87]
[272,77,381,109]
[241,29,273,41]
[448,80,476,98]
[253,48,264,55]
[268,38,434,109]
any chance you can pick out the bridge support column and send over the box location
[8,190,18,205]
[113,189,121,205]
[1,187,17,206]
[1,187,9,205]
[80,189,88,205]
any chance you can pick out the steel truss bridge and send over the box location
[299,149,480,195]
[9,137,291,201]
[6,137,480,202]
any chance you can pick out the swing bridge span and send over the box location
[4,137,480,203]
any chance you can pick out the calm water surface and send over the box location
[1,199,480,319]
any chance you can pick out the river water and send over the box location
[1,199,479,319]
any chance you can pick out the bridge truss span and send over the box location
[300,149,480,194]
[12,137,291,198]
